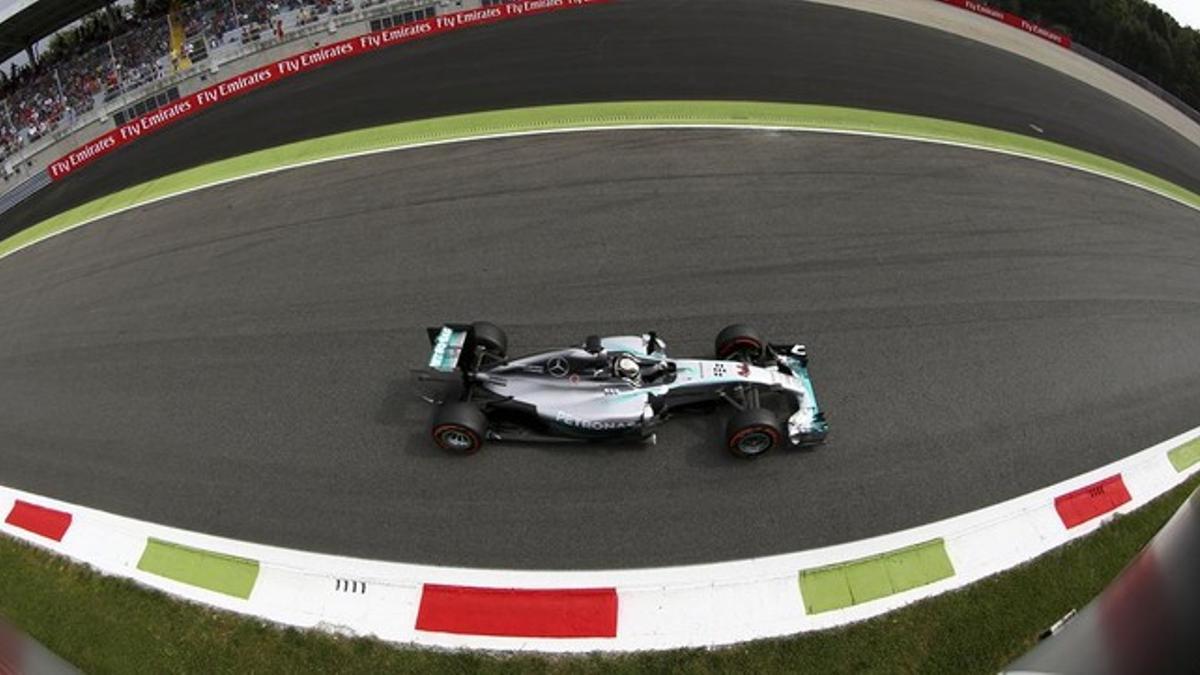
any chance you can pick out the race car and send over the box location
[418,322,828,458]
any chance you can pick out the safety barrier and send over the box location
[0,170,49,216]
[1070,41,1200,128]
[46,0,609,182]
[931,0,1200,126]
[934,0,1070,48]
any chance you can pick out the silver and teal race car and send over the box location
[420,322,828,458]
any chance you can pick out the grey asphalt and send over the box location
[1,129,1198,569]
[5,0,1200,239]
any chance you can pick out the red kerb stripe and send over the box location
[4,501,73,541]
[1055,475,1131,528]
[416,584,618,638]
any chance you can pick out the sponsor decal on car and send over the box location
[554,411,639,431]
[547,357,570,378]
[429,327,467,372]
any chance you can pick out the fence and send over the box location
[1,0,425,170]
[4,0,1200,211]
[0,168,49,215]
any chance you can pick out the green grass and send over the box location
[1,474,1195,674]
[5,100,1199,265]
[4,100,1198,671]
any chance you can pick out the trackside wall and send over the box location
[805,0,1200,147]
[0,0,608,212]
[48,0,611,181]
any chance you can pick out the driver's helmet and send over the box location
[614,355,640,381]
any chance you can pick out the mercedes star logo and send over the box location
[547,356,570,378]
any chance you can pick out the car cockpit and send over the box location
[582,335,675,385]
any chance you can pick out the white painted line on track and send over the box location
[4,122,1197,268]
[3,121,1199,652]
[2,423,1197,652]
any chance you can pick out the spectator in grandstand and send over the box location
[0,0,341,164]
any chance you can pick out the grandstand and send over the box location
[1,0,427,173]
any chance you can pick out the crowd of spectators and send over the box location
[1,0,365,166]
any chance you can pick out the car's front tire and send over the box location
[725,407,782,459]
[715,323,765,361]
[432,402,488,454]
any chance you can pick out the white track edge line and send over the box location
[1,424,1197,652]
[3,122,1200,653]
[3,121,1197,268]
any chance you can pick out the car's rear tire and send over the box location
[471,321,507,358]
[432,402,488,454]
[715,324,764,361]
[725,407,782,459]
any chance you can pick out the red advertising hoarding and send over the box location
[48,0,610,181]
[937,0,1072,49]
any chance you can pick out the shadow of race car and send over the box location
[418,322,828,458]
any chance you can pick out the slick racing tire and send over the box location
[472,321,508,359]
[725,407,782,459]
[715,324,765,361]
[432,402,488,454]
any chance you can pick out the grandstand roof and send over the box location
[0,0,114,65]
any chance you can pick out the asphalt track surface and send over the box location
[2,129,1199,568]
[5,0,1200,239]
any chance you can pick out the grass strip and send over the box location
[136,539,260,600]
[799,539,954,614]
[1168,438,1200,472]
[4,100,1199,265]
[0,474,1194,674]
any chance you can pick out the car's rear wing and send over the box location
[426,324,471,373]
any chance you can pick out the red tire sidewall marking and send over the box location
[729,425,780,451]
[719,337,763,359]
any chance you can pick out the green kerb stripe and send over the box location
[137,538,260,599]
[799,538,955,614]
[4,101,1199,264]
[1169,439,1200,472]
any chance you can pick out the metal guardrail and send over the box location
[0,0,472,215]
[3,1,1197,223]
[0,168,49,218]
[1070,42,1200,129]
